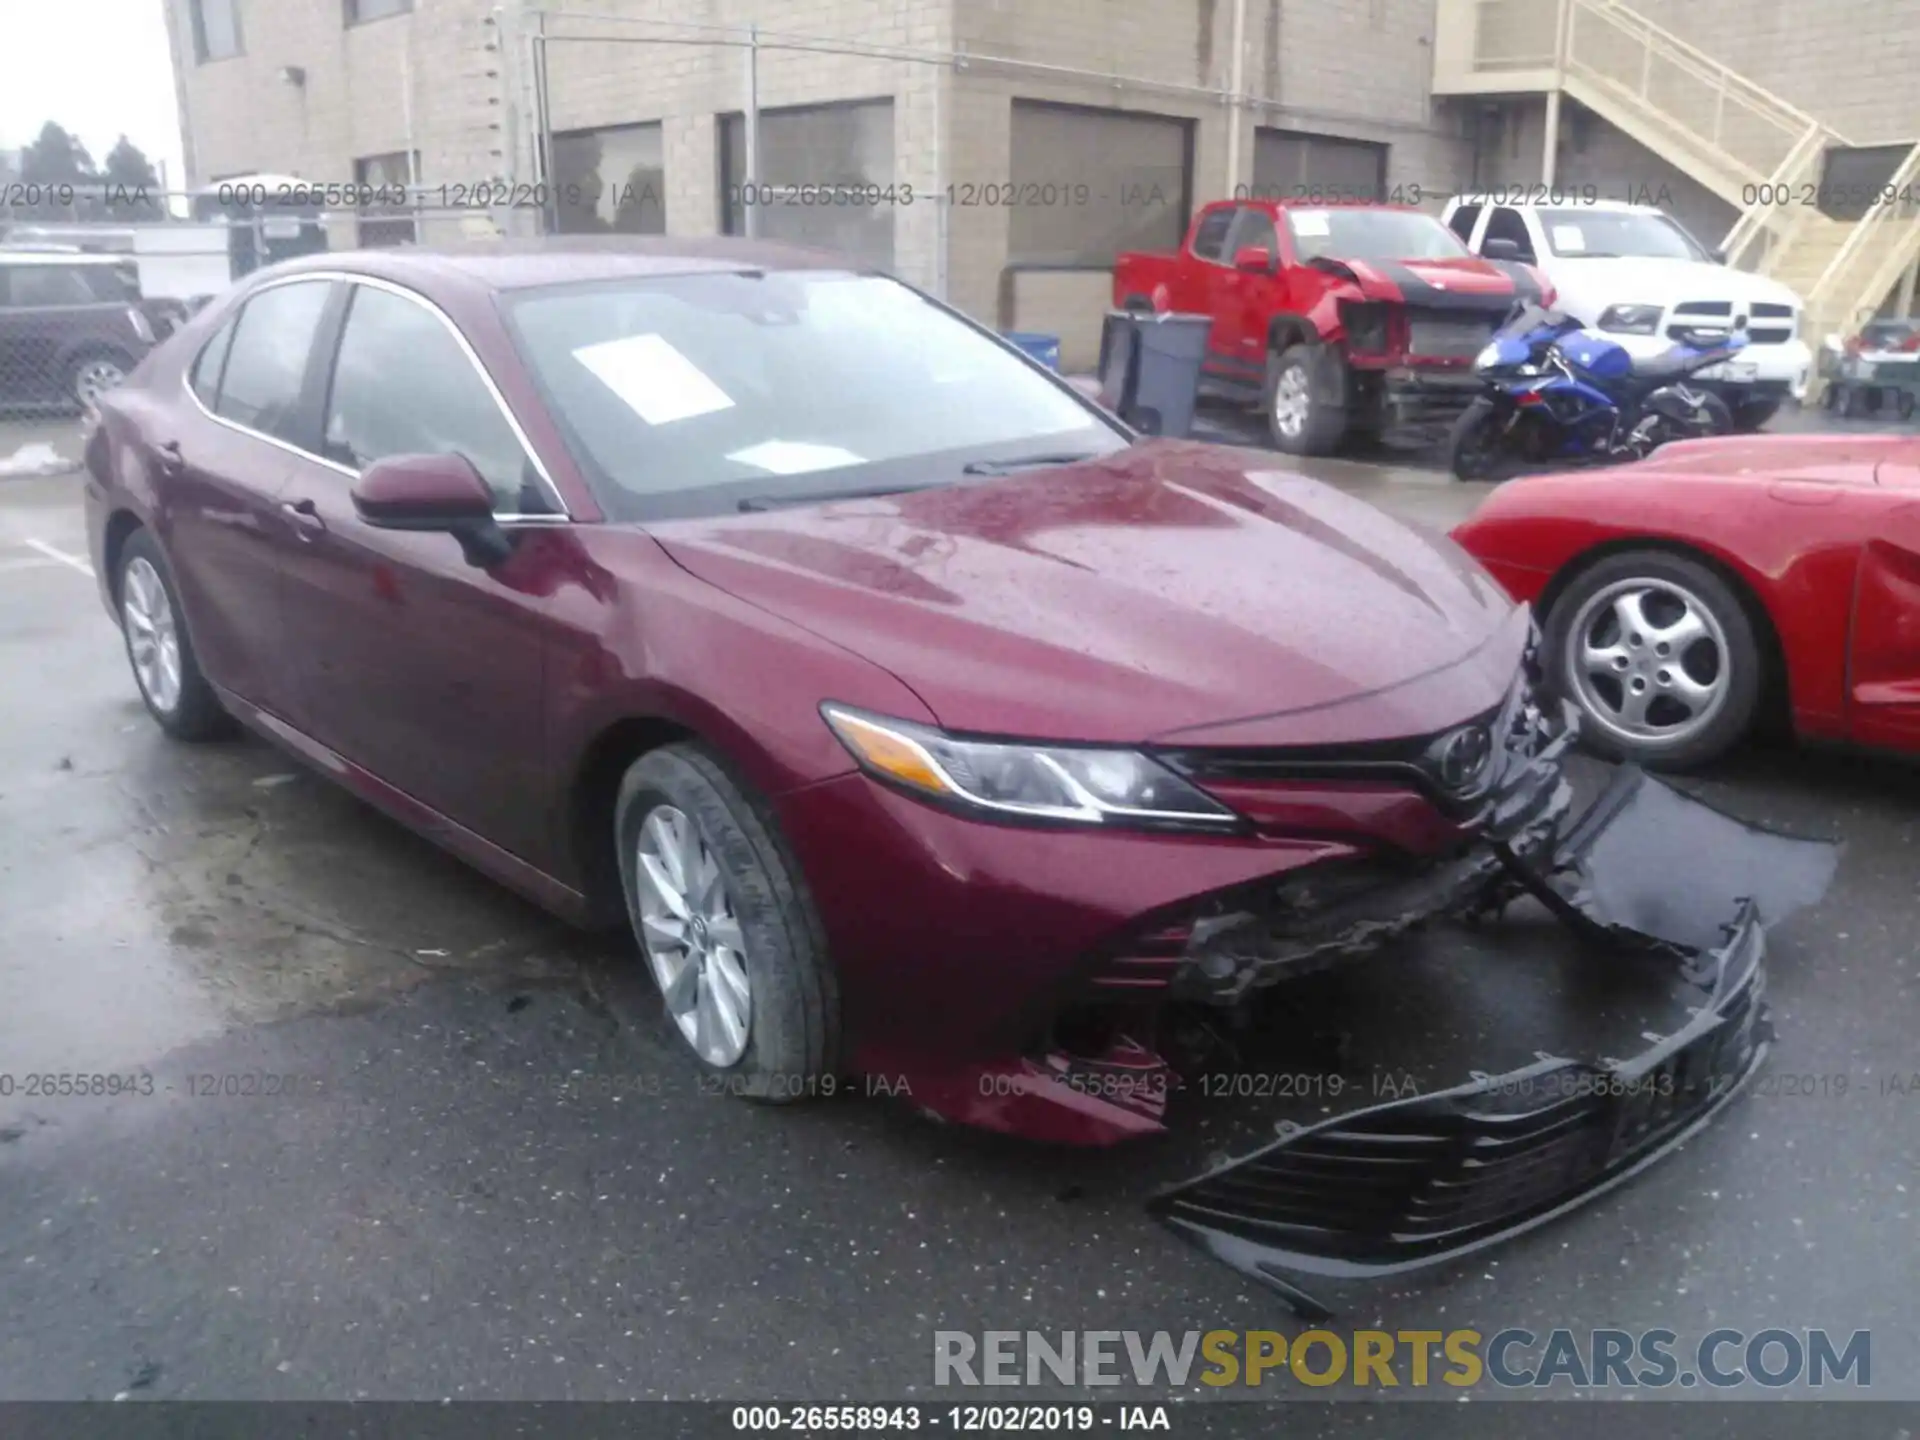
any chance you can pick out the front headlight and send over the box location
[1474,341,1504,371]
[821,704,1239,830]
[1598,303,1663,336]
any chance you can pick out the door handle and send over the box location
[281,498,327,539]
[155,440,185,478]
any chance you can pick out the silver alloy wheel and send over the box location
[73,358,127,411]
[1271,363,1310,439]
[122,556,183,715]
[634,804,752,1067]
[1564,577,1730,747]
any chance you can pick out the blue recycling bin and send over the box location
[1002,331,1062,371]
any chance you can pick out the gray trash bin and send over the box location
[1097,310,1211,438]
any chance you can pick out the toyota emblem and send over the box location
[1435,723,1495,793]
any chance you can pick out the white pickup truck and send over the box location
[1440,197,1811,432]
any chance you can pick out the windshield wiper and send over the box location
[736,482,933,513]
[960,451,1101,476]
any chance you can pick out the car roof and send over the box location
[262,236,865,293]
[0,249,133,266]
[1448,197,1659,214]
[1221,198,1430,215]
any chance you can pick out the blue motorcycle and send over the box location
[1449,304,1742,481]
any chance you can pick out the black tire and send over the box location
[66,347,134,413]
[1265,343,1349,455]
[1698,392,1736,436]
[615,744,839,1099]
[115,528,235,742]
[1542,549,1763,770]
[1448,397,1509,480]
[1730,397,1779,432]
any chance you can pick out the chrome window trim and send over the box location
[180,268,574,522]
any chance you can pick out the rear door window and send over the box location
[190,316,239,407]
[215,280,334,442]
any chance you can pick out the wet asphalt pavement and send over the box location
[1,424,1917,1409]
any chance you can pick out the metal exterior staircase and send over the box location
[1433,0,1920,363]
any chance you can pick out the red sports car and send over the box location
[1451,432,1920,767]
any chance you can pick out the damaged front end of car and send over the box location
[1147,760,1838,1319]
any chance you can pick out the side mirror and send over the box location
[1483,238,1521,262]
[1233,244,1274,274]
[1709,246,1729,265]
[351,453,512,568]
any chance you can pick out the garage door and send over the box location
[1250,128,1388,204]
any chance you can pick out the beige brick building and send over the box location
[164,0,1917,366]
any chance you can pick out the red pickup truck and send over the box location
[1113,199,1554,455]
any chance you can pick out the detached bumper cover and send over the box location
[1149,767,1838,1318]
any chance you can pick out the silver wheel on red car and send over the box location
[634,804,753,1067]
[615,744,839,1095]
[1266,345,1349,456]
[122,556,182,716]
[1271,365,1310,441]
[115,529,234,743]
[1543,549,1763,771]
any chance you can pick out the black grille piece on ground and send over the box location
[1149,768,1838,1320]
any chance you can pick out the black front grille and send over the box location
[1406,311,1496,359]
[1158,677,1545,818]
[1151,908,1768,1269]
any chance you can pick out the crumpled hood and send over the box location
[1336,255,1532,305]
[649,441,1524,745]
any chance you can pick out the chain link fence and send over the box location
[0,187,540,417]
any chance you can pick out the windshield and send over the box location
[1537,209,1705,260]
[1285,209,1471,262]
[504,270,1126,521]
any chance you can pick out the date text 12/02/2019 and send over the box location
[730,1405,1172,1431]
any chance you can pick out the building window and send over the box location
[345,0,411,22]
[1252,127,1388,204]
[551,123,666,235]
[719,100,895,269]
[1006,102,1191,268]
[355,152,417,247]
[189,0,243,62]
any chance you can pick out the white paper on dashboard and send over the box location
[1291,211,1331,237]
[726,440,867,475]
[572,334,735,426]
[1551,225,1587,252]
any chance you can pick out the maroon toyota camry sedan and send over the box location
[83,238,1569,1147]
